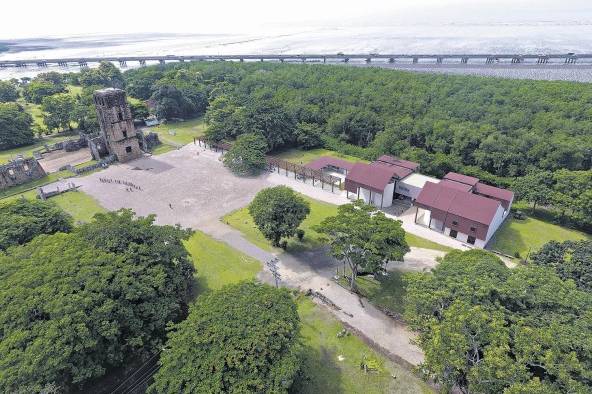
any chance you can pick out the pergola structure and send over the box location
[266,157,342,192]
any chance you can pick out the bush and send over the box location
[0,102,35,149]
[150,282,301,393]
[296,228,305,241]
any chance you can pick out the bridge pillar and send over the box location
[344,58,349,63]
[486,57,496,64]
[240,58,244,62]
[139,59,146,67]
[119,60,127,67]
[365,58,371,63]
[461,57,469,64]
[565,56,577,64]
[436,56,443,64]
[36,62,47,68]
[511,57,522,64]
[79,61,88,69]
[323,57,326,63]
[17,63,27,68]
[159,59,165,65]
[260,58,264,62]
[412,57,418,64]
[537,56,549,64]
[179,58,185,62]
[0,64,5,69]
[388,58,395,63]
[301,57,306,63]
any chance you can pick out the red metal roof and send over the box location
[443,172,479,187]
[345,162,396,193]
[439,179,473,192]
[376,155,420,171]
[416,182,501,226]
[474,182,514,209]
[305,156,356,171]
[370,161,413,180]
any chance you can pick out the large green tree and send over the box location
[150,282,301,394]
[0,102,34,149]
[531,239,592,292]
[41,93,76,132]
[0,210,194,392]
[78,61,125,88]
[0,80,18,102]
[404,249,592,393]
[223,133,268,176]
[249,186,310,246]
[315,200,409,290]
[0,199,72,250]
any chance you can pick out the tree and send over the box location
[512,171,553,211]
[0,210,194,392]
[294,122,323,149]
[41,93,76,131]
[150,282,301,394]
[249,186,310,246]
[531,239,592,292]
[315,201,409,290]
[0,102,34,149]
[79,61,125,88]
[404,249,592,393]
[22,75,66,104]
[0,199,72,250]
[327,108,383,147]
[0,80,18,102]
[223,133,268,176]
[130,100,150,119]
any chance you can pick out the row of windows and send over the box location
[451,220,477,232]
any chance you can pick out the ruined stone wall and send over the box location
[0,158,46,191]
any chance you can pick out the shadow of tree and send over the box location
[291,344,344,394]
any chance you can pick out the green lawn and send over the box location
[149,117,207,146]
[150,143,178,156]
[183,230,431,393]
[183,231,262,295]
[294,296,432,394]
[339,270,408,316]
[489,216,591,258]
[50,191,106,224]
[223,195,452,253]
[0,133,77,164]
[19,100,45,131]
[275,148,368,165]
[222,195,339,252]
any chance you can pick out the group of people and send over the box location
[99,177,142,192]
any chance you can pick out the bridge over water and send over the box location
[1,53,592,69]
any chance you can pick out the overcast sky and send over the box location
[1,0,591,38]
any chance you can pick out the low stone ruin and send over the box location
[0,158,46,191]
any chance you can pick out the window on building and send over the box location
[23,164,29,171]
[470,226,476,232]
[8,169,14,176]
[118,111,123,121]
[452,220,458,226]
[122,129,127,138]
[125,146,132,153]
[467,235,476,245]
[449,229,458,239]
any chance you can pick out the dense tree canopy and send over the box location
[249,186,311,246]
[0,199,72,250]
[150,282,301,394]
[23,72,66,104]
[531,239,592,292]
[223,133,268,175]
[41,92,76,132]
[404,249,592,393]
[78,61,125,89]
[0,102,34,149]
[316,200,409,289]
[0,80,18,102]
[0,210,194,392]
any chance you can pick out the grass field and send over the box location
[183,231,431,393]
[50,191,106,224]
[149,117,207,146]
[275,148,368,165]
[223,195,452,253]
[339,270,408,316]
[150,143,178,156]
[489,216,591,258]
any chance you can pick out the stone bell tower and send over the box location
[93,88,142,163]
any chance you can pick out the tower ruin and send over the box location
[93,88,142,163]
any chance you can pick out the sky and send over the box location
[1,0,592,39]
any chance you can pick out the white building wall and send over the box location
[444,227,469,243]
[485,204,507,243]
[359,183,394,208]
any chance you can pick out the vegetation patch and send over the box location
[489,216,590,258]
[275,147,367,165]
[149,116,206,146]
[49,190,106,224]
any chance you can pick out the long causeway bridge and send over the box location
[1,53,592,69]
